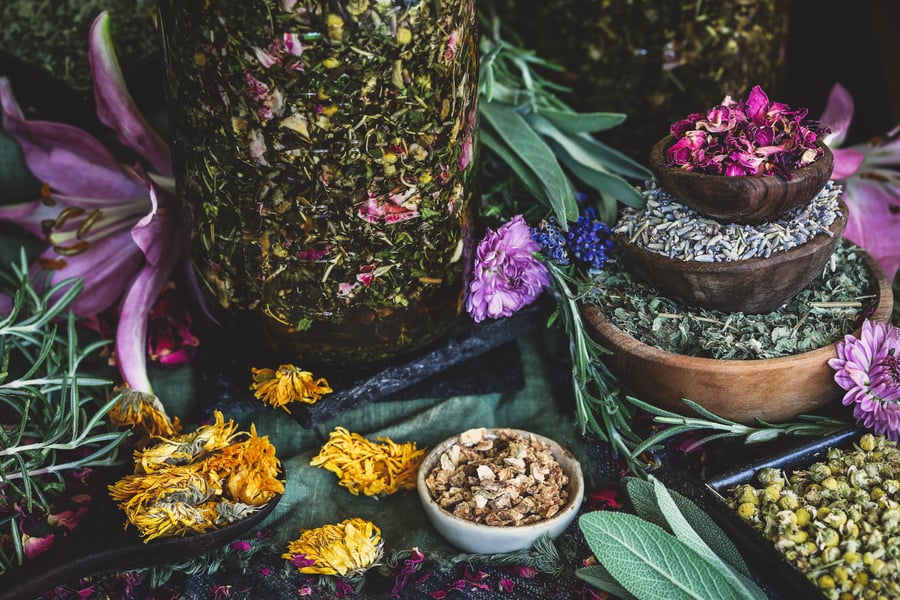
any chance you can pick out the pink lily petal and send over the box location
[0,78,146,199]
[842,176,900,281]
[131,174,177,267]
[89,12,173,177]
[831,148,865,179]
[820,83,854,148]
[0,198,47,237]
[36,232,144,316]
[116,247,180,394]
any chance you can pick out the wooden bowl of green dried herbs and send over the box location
[614,184,848,314]
[580,243,894,425]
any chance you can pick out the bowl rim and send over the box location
[416,427,585,533]
[649,134,835,181]
[580,243,894,368]
[615,196,849,274]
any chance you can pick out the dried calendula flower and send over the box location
[109,388,182,443]
[250,364,333,412]
[424,428,570,527]
[109,410,284,541]
[310,427,425,497]
[283,518,383,576]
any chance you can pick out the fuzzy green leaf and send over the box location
[480,128,551,206]
[480,101,578,223]
[538,109,627,134]
[579,511,749,600]
[576,565,638,600]
[556,148,646,208]
[624,477,751,578]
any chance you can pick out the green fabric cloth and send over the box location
[221,331,591,555]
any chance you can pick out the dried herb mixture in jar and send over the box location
[424,428,570,526]
[158,0,477,365]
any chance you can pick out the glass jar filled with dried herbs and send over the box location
[157,0,477,365]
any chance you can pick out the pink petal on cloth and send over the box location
[819,83,855,148]
[36,232,144,317]
[0,79,146,199]
[842,177,900,281]
[89,12,173,177]
[831,148,865,179]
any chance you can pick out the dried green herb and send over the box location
[583,240,876,360]
[0,0,158,92]
[159,0,477,363]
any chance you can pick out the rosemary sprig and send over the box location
[0,252,128,573]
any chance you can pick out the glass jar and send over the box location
[491,0,791,160]
[157,0,478,366]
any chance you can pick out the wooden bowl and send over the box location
[616,197,848,314]
[649,135,834,225]
[579,248,894,424]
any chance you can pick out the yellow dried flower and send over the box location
[250,364,333,413]
[282,518,383,576]
[108,388,181,444]
[310,427,426,496]
[109,411,284,541]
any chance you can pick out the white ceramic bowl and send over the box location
[416,428,584,554]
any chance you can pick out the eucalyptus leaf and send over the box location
[579,511,750,600]
[576,565,638,600]
[623,476,751,578]
[480,101,577,223]
[538,108,627,134]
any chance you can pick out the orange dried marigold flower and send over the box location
[282,518,383,576]
[250,364,333,412]
[109,388,182,442]
[310,427,426,496]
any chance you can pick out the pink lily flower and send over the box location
[0,12,182,395]
[820,82,900,282]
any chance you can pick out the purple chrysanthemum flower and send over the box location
[465,215,550,323]
[828,319,900,440]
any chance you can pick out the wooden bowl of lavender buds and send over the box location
[614,189,848,314]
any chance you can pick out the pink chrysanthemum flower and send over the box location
[828,319,900,440]
[465,215,549,323]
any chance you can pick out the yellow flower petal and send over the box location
[250,364,333,412]
[282,518,383,576]
[108,388,181,444]
[310,427,426,496]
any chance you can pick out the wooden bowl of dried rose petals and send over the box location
[416,427,584,554]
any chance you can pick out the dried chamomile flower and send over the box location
[310,427,426,496]
[109,411,284,541]
[250,364,333,412]
[283,518,383,576]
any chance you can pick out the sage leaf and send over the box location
[480,128,550,207]
[651,478,765,599]
[576,565,638,600]
[538,108,627,134]
[579,511,746,600]
[480,101,578,223]
[555,148,646,209]
[624,477,751,578]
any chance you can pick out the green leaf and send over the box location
[480,128,551,207]
[538,109,627,134]
[624,477,751,578]
[479,101,577,223]
[579,511,748,600]
[576,565,638,600]
[651,478,765,599]
[556,149,646,209]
